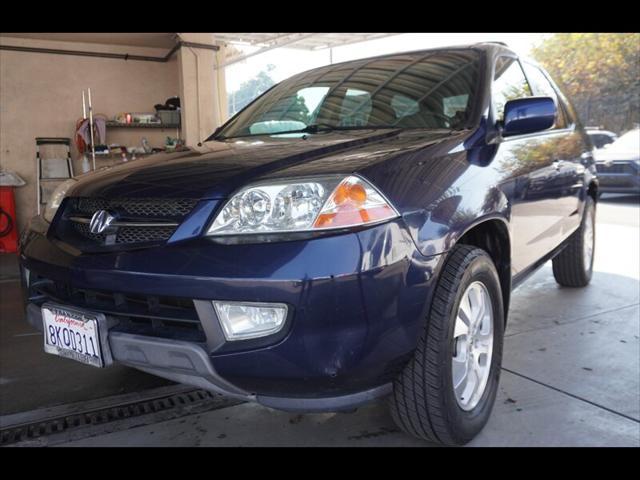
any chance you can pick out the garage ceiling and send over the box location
[210,33,398,50]
[210,33,399,68]
[1,33,399,68]
[1,32,397,51]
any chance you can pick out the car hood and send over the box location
[594,139,640,162]
[594,147,639,162]
[69,129,464,199]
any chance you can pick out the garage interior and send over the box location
[0,32,638,447]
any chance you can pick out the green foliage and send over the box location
[531,33,639,131]
[283,94,311,123]
[259,93,312,124]
[228,64,276,116]
[532,33,639,98]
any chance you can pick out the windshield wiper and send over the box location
[216,124,400,140]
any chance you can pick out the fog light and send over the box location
[213,301,287,341]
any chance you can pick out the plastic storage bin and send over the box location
[157,110,181,125]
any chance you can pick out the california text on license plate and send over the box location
[42,305,105,368]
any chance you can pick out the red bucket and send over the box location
[0,186,19,254]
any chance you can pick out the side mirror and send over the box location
[502,97,556,137]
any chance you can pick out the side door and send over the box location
[491,56,562,275]
[521,61,587,241]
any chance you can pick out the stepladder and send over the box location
[36,137,74,214]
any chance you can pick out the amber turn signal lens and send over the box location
[312,177,397,229]
[333,182,367,206]
[314,212,337,227]
[348,183,367,205]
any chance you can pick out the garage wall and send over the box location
[0,37,180,233]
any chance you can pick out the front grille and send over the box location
[75,197,197,218]
[116,226,178,244]
[72,220,106,242]
[596,163,635,174]
[28,273,205,343]
[57,197,199,250]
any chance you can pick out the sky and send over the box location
[225,33,551,93]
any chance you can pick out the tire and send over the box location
[552,197,595,287]
[388,245,504,445]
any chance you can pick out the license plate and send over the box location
[42,304,105,368]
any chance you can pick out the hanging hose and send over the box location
[0,207,13,238]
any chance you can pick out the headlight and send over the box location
[207,175,398,236]
[43,178,77,223]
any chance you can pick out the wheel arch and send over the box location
[456,216,512,323]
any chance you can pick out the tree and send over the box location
[228,64,276,116]
[531,33,639,132]
[265,94,310,124]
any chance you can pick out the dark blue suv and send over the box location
[19,43,598,445]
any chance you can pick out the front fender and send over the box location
[402,183,510,257]
[358,123,507,259]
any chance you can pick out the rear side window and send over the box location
[521,63,567,129]
[492,57,532,122]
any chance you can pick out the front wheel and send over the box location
[388,245,504,445]
[552,197,596,287]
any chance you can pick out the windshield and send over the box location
[610,129,640,152]
[215,50,482,140]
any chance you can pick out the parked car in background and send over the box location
[585,127,618,149]
[594,128,640,195]
[19,43,598,446]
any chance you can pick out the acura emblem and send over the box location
[89,210,116,234]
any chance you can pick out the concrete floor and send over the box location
[1,194,639,446]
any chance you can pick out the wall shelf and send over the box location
[106,121,180,129]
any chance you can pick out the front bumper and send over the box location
[26,304,392,411]
[20,216,444,412]
[595,161,640,193]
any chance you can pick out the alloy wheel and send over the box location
[583,209,594,272]
[451,281,494,411]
